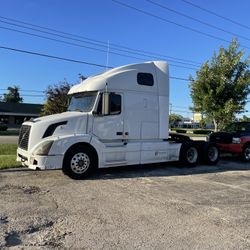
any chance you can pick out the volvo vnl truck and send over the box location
[17,61,219,179]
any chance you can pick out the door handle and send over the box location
[116,132,129,136]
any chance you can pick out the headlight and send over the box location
[33,140,54,156]
[232,137,241,144]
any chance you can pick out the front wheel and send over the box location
[62,145,97,179]
[242,144,250,162]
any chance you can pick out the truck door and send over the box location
[92,92,124,141]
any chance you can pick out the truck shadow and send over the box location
[1,157,249,179]
[89,157,250,180]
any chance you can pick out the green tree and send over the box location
[3,85,23,103]
[239,115,250,122]
[42,80,72,115]
[199,118,206,129]
[169,113,183,127]
[190,39,250,131]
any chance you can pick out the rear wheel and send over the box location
[201,143,220,165]
[179,142,199,167]
[242,144,250,162]
[62,145,97,179]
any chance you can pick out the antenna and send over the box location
[105,82,108,93]
[106,40,110,71]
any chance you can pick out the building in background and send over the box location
[0,102,43,128]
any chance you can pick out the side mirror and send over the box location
[102,92,110,115]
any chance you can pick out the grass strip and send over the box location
[0,155,22,169]
[0,144,22,169]
[0,144,18,155]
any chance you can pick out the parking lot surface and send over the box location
[0,159,249,249]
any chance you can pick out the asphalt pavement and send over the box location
[0,159,249,249]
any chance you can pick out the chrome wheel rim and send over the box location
[187,147,198,164]
[244,147,250,161]
[71,153,90,174]
[208,146,218,162]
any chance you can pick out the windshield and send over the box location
[68,91,97,112]
[224,123,250,132]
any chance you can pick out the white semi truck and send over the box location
[17,61,219,179]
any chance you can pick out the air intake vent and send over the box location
[18,125,31,150]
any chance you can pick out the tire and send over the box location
[179,142,199,167]
[201,143,220,165]
[62,145,97,179]
[242,144,250,162]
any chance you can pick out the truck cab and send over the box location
[17,61,219,178]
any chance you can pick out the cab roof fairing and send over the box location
[67,61,168,95]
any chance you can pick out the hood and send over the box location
[22,112,88,150]
[31,112,83,124]
[209,131,238,144]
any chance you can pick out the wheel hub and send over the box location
[78,160,84,167]
[187,147,198,164]
[208,146,218,162]
[71,153,90,174]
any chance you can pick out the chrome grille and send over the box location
[18,125,31,150]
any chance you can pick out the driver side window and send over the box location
[96,93,121,115]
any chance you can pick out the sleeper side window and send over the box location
[137,73,154,86]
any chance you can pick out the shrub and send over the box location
[0,124,8,131]
[192,129,213,135]
[176,129,187,134]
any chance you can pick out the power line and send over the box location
[0,26,115,57]
[169,76,189,81]
[146,0,250,42]
[20,90,45,93]
[181,0,250,31]
[0,18,200,67]
[16,94,44,97]
[109,41,201,65]
[0,45,112,68]
[0,15,202,67]
[0,93,44,97]
[0,88,44,93]
[0,25,198,70]
[112,0,250,50]
[0,44,191,82]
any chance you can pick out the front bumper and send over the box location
[17,148,63,170]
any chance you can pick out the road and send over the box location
[0,159,249,249]
[0,136,18,144]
